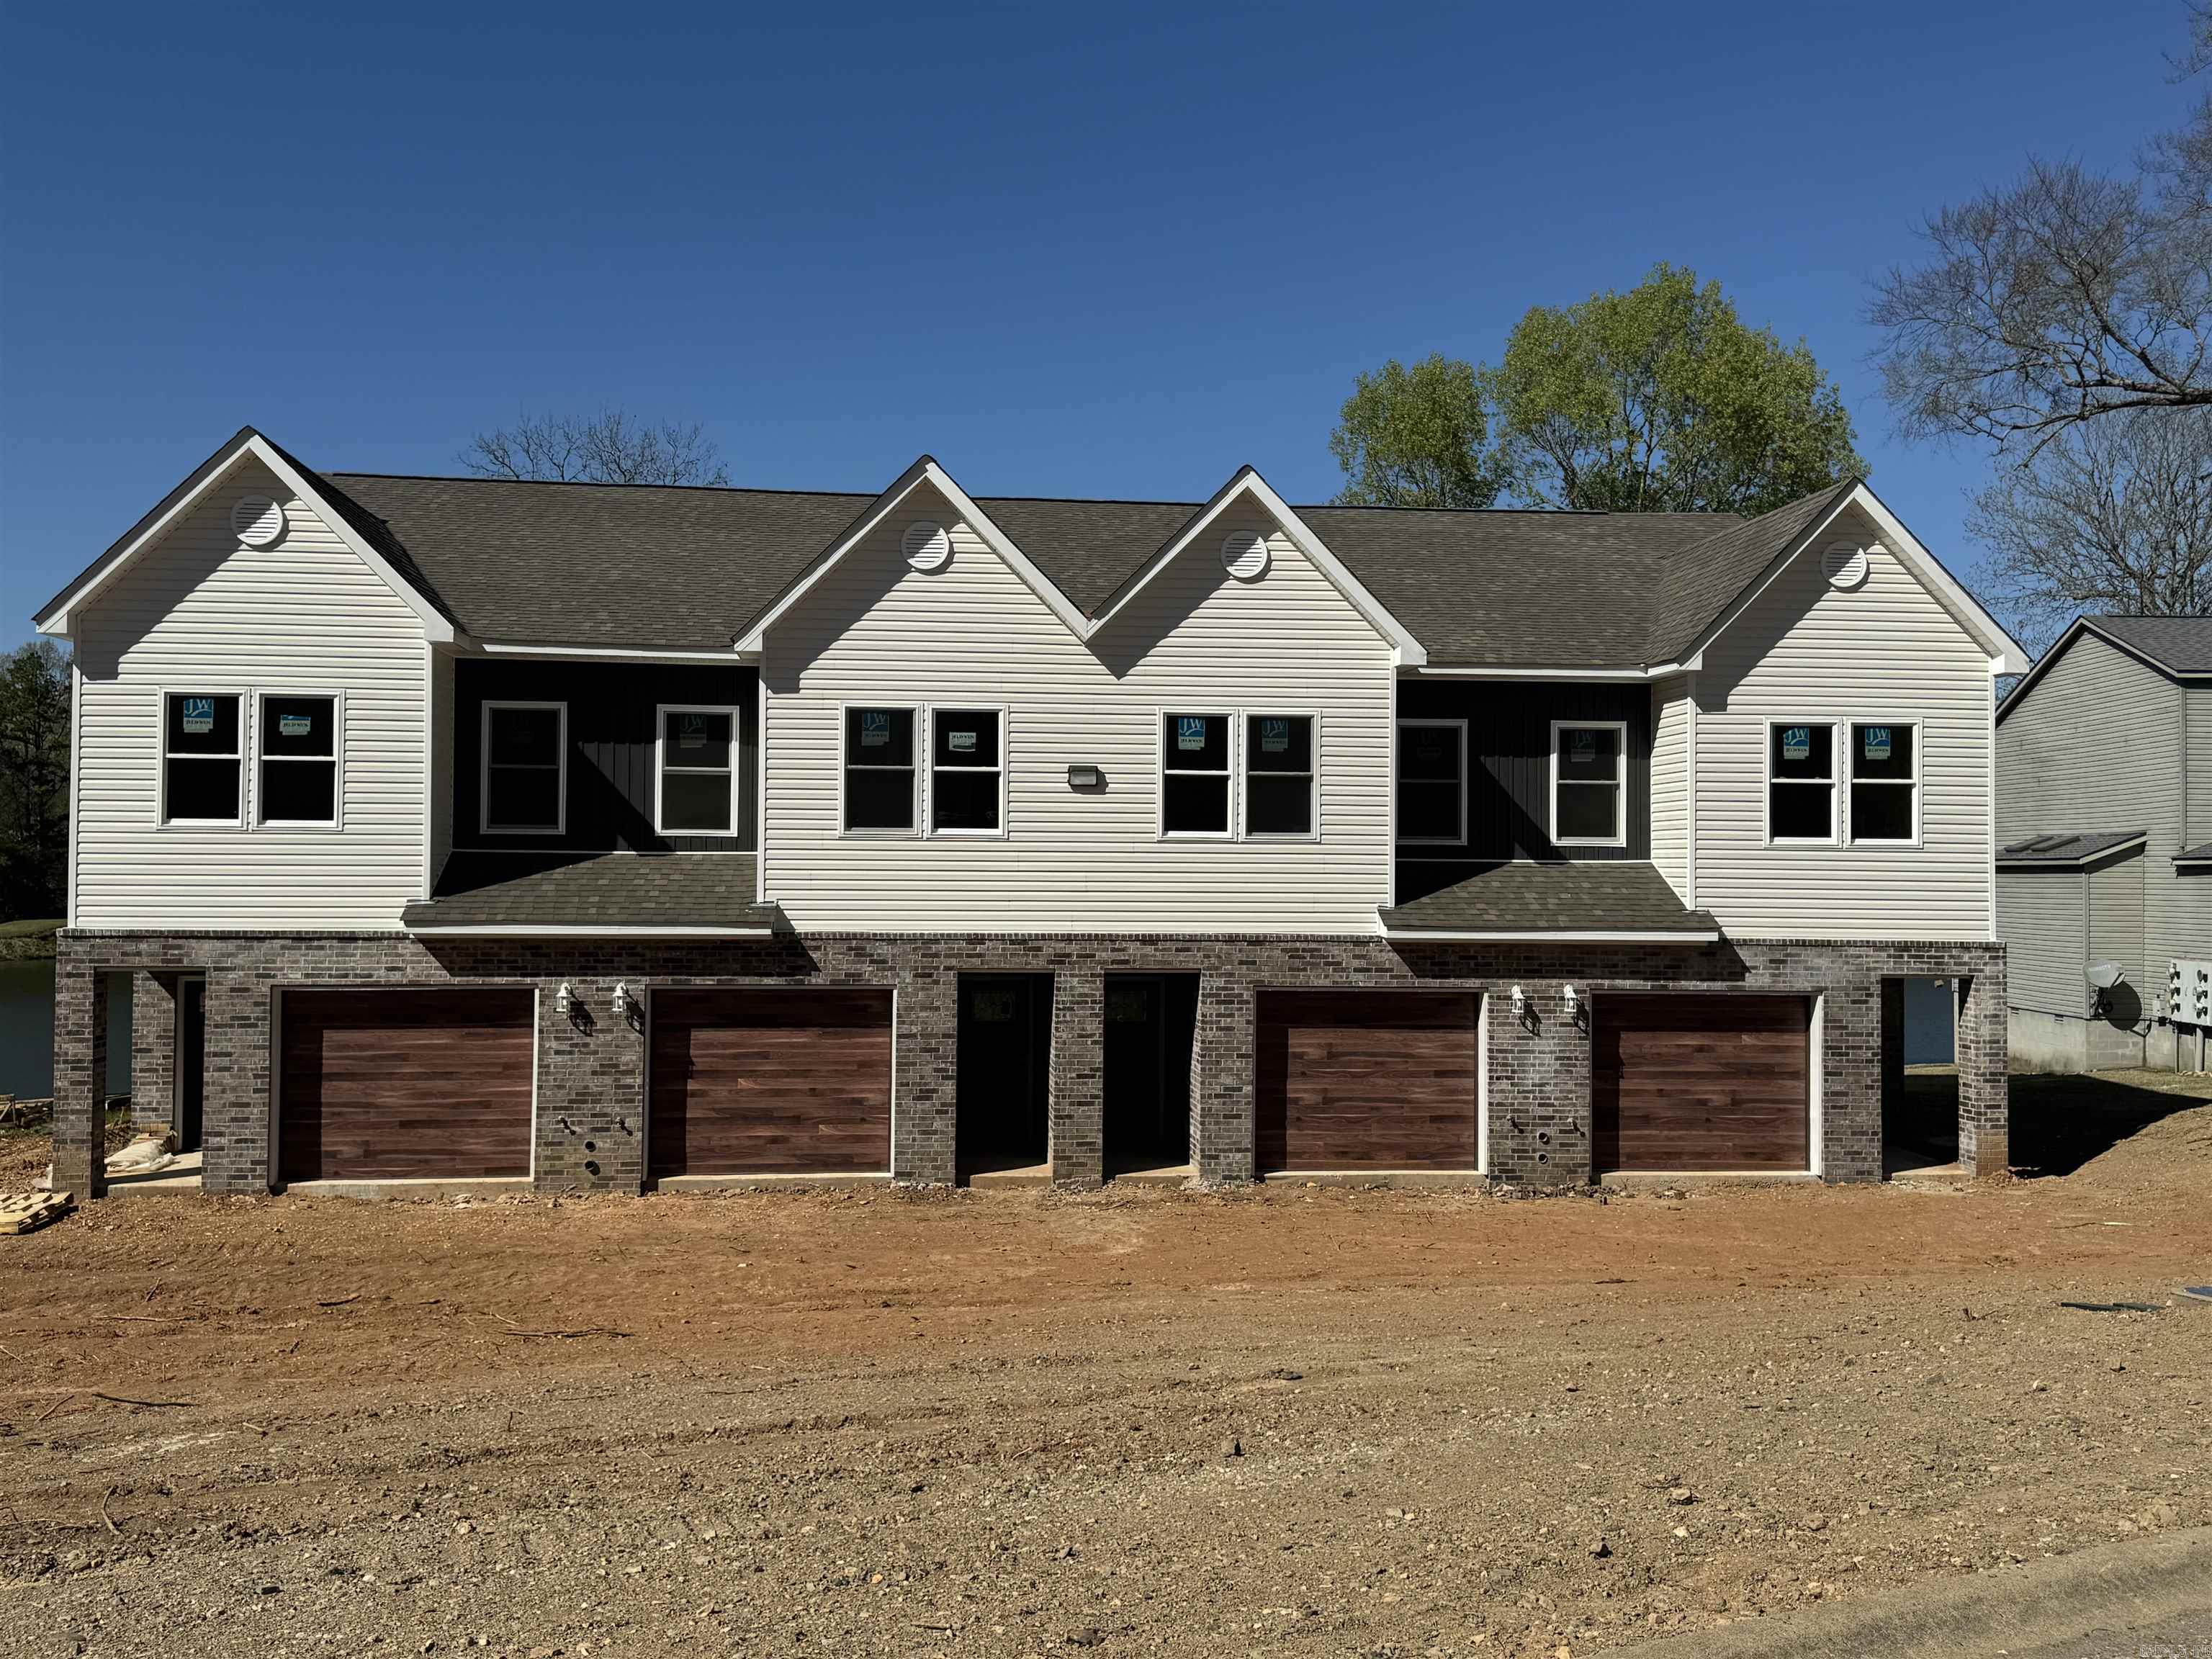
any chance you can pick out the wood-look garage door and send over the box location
[648,988,893,1177]
[279,988,535,1182]
[1255,991,1480,1171]
[1592,994,1810,1172]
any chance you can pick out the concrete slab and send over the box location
[653,1172,893,1194]
[1600,1169,1820,1191]
[1261,1169,1489,1190]
[283,1177,533,1202]
[104,1150,203,1195]
[964,1163,1052,1189]
[1105,1163,1192,1187]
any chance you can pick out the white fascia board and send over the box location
[733,457,1089,653]
[405,922,777,938]
[1382,927,1722,943]
[475,640,750,663]
[1408,660,1698,681]
[1691,482,2025,676]
[1087,467,1429,665]
[37,431,457,644]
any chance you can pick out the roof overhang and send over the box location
[1382,927,1722,943]
[403,922,777,938]
[1087,467,1428,666]
[1996,832,2148,869]
[1406,660,1700,681]
[734,456,1091,654]
[35,428,457,644]
[1687,482,2028,678]
[469,640,750,664]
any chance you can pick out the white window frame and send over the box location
[1157,709,1236,840]
[1395,717,1468,846]
[1548,719,1627,850]
[925,705,1008,839]
[1240,709,1321,842]
[1763,718,1843,847]
[254,688,344,831]
[1846,717,1923,848]
[839,701,921,839]
[158,688,246,829]
[653,702,740,837]
[480,700,568,836]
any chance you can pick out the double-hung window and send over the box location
[1243,714,1316,837]
[843,706,917,833]
[1766,721,1838,843]
[258,693,340,827]
[482,702,567,835]
[1550,720,1625,848]
[1161,713,1231,836]
[161,692,243,825]
[1396,719,1466,845]
[657,705,737,834]
[1848,721,1917,844]
[930,709,1003,835]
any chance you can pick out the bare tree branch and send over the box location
[462,409,732,487]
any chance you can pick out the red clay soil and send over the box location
[1,1075,2208,1657]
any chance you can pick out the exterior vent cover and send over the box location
[1821,541,1871,590]
[1221,529,1269,581]
[231,495,287,547]
[902,520,952,572]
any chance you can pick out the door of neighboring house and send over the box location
[175,976,205,1154]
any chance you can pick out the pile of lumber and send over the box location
[0,1191,73,1236]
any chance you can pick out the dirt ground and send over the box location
[2,1072,2209,1658]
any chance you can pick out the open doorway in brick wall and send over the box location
[1883,976,1961,1176]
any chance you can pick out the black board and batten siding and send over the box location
[454,660,757,853]
[1395,680,1650,901]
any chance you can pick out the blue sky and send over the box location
[1,1,2197,645]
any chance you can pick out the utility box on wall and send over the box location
[2167,959,2212,1026]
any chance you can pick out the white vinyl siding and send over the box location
[1649,676,1692,904]
[71,459,428,929]
[760,482,1394,932]
[2087,850,2146,1004]
[1693,505,1993,940]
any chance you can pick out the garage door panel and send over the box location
[649,988,892,1177]
[1257,992,1479,1171]
[1593,994,1809,1172]
[280,989,534,1183]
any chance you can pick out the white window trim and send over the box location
[1846,717,1923,848]
[1240,709,1322,842]
[839,701,921,839]
[1763,718,1843,847]
[480,701,568,837]
[925,705,1008,840]
[652,702,740,837]
[1549,719,1627,850]
[254,688,345,831]
[157,687,247,829]
[1395,717,1468,846]
[1157,709,1236,841]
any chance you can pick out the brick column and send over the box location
[539,980,645,1191]
[1956,964,2010,1174]
[201,970,273,1193]
[894,968,958,1185]
[1048,969,1104,1187]
[1488,982,1592,1184]
[1191,970,1254,1184]
[130,971,177,1133]
[50,959,109,1201]
[1819,974,1884,1184]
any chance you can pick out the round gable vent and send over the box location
[1221,529,1270,581]
[1821,541,1870,590]
[902,520,952,572]
[231,495,287,547]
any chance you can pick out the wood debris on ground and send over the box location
[0,1190,73,1236]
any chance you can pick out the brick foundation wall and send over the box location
[51,930,2010,1197]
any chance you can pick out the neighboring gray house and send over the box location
[1997,615,2212,1070]
[36,428,2026,1205]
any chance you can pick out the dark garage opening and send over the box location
[957,974,1053,1179]
[1103,973,1197,1176]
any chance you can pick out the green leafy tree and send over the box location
[1328,354,1502,508]
[0,640,71,921]
[1485,264,1865,513]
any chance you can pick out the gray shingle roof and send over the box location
[2175,841,2212,863]
[401,853,777,932]
[2088,616,2212,674]
[1378,861,1718,935]
[310,467,1850,667]
[1995,831,2147,868]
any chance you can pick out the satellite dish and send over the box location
[2088,961,2125,990]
